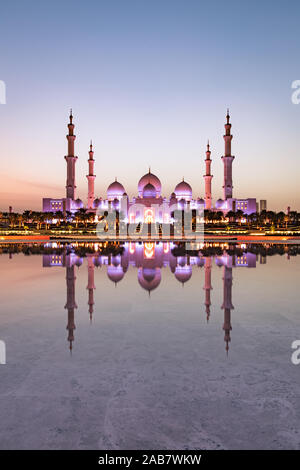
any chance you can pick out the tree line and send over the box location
[0,208,299,230]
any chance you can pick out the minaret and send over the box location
[64,257,77,352]
[221,262,234,354]
[65,109,78,200]
[203,141,213,209]
[87,254,96,322]
[221,109,235,200]
[203,257,213,322]
[86,141,96,210]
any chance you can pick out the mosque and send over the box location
[42,110,257,219]
[42,242,258,353]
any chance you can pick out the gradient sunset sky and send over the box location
[0,0,300,212]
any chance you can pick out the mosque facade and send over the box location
[42,110,257,219]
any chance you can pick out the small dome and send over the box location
[215,198,224,209]
[174,180,192,199]
[93,198,100,208]
[107,180,125,199]
[138,171,161,197]
[93,257,102,267]
[143,182,156,198]
[75,257,83,267]
[170,193,177,206]
[111,255,121,267]
[174,265,192,284]
[75,199,83,208]
[215,258,224,267]
[112,198,120,209]
[107,265,125,283]
[178,198,186,209]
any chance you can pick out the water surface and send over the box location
[0,242,299,449]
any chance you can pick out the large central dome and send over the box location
[138,170,161,197]
[143,182,156,198]
[138,267,161,293]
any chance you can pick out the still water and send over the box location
[0,242,299,450]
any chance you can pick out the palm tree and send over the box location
[46,212,55,227]
[259,210,267,226]
[276,211,285,228]
[74,211,81,229]
[65,210,73,221]
[266,211,276,225]
[73,208,87,228]
[204,210,210,224]
[214,211,224,224]
[83,211,91,228]
[1,212,9,227]
[9,212,20,228]
[78,208,88,227]
[23,210,33,224]
[226,210,235,223]
[17,213,24,228]
[54,211,64,226]
[289,211,297,225]
[38,212,47,230]
[247,212,258,228]
[236,210,244,226]
[30,211,44,230]
[41,212,54,230]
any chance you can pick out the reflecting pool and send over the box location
[0,242,299,449]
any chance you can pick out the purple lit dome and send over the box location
[143,182,156,198]
[75,198,84,209]
[170,192,177,204]
[93,257,102,267]
[174,265,192,284]
[215,258,224,267]
[75,257,83,267]
[215,198,224,209]
[107,180,126,199]
[178,198,186,209]
[174,180,192,199]
[112,198,120,209]
[138,170,161,197]
[111,255,122,267]
[138,267,161,292]
[93,198,100,208]
[107,265,125,283]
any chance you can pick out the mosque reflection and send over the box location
[43,242,259,354]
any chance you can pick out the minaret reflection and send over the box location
[43,250,82,351]
[86,254,95,323]
[221,260,234,355]
[65,255,78,353]
[203,257,213,322]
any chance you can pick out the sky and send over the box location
[0,0,300,212]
